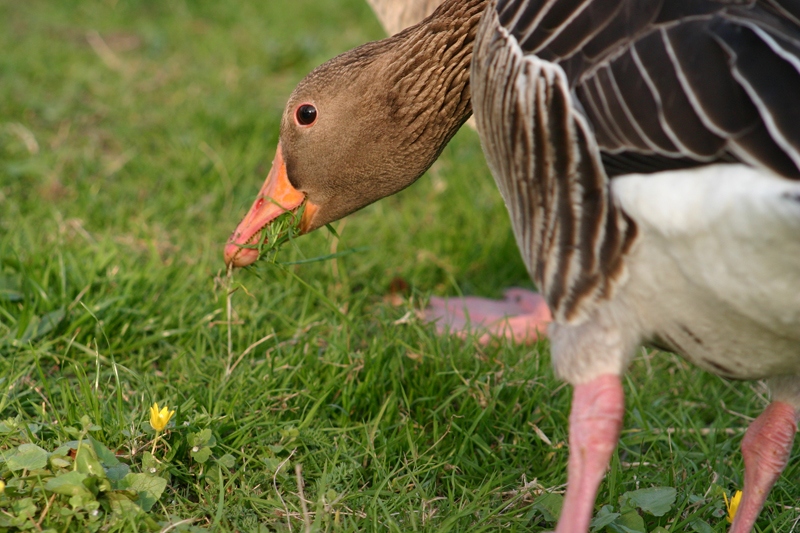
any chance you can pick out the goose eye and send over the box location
[295,104,317,126]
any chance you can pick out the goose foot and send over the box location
[730,401,798,533]
[425,288,551,344]
[556,374,624,533]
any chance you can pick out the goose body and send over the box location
[225,1,800,531]
[472,0,800,381]
[472,4,800,529]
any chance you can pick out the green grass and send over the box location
[1,0,798,531]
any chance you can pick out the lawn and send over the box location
[1,0,797,531]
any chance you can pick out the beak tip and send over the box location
[224,243,258,268]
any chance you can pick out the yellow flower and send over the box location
[149,402,175,432]
[724,490,743,524]
[0,479,5,493]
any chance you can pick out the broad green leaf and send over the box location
[75,445,106,478]
[0,418,17,433]
[118,473,167,512]
[12,497,37,517]
[49,455,72,469]
[69,492,96,508]
[608,510,646,533]
[90,437,129,481]
[105,491,141,516]
[0,497,38,527]
[6,443,48,471]
[262,456,286,474]
[80,415,101,432]
[84,473,112,494]
[532,493,564,522]
[45,470,91,496]
[620,487,677,517]
[52,440,89,456]
[217,453,235,468]
[590,505,621,531]
[191,428,214,446]
[90,436,118,466]
[105,462,130,482]
[690,519,714,533]
[191,446,212,464]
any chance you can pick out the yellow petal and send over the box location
[149,402,174,431]
[725,490,743,523]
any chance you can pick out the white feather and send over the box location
[610,164,800,379]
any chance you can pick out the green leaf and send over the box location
[90,436,129,481]
[191,428,214,447]
[141,451,162,475]
[12,497,38,517]
[6,443,48,471]
[0,418,18,433]
[69,492,96,508]
[45,470,92,496]
[217,453,235,469]
[262,456,287,474]
[690,519,714,533]
[75,444,106,478]
[89,437,117,465]
[619,487,677,517]
[192,446,212,464]
[53,439,89,456]
[105,491,142,516]
[532,493,564,522]
[608,510,646,533]
[591,505,621,531]
[49,454,72,469]
[0,497,38,527]
[106,462,130,482]
[118,473,167,512]
[280,427,299,439]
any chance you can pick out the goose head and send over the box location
[224,0,486,267]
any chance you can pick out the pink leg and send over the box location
[556,374,625,533]
[425,288,551,344]
[730,401,798,533]
[476,313,549,344]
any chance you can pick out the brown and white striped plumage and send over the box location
[473,0,800,327]
[471,3,800,531]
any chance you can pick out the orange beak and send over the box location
[224,143,319,267]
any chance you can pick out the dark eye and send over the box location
[295,104,317,126]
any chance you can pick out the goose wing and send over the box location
[472,0,800,322]
[495,0,800,178]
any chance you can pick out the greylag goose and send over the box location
[225,0,800,531]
